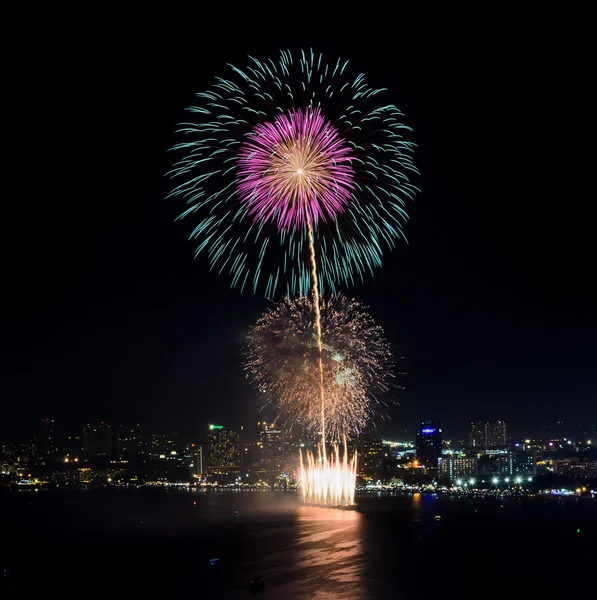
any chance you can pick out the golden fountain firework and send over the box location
[298,440,357,507]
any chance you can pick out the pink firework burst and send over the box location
[237,107,355,231]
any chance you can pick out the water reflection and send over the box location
[244,505,364,599]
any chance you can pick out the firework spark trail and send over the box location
[306,214,327,460]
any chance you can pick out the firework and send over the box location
[298,441,357,506]
[168,49,418,296]
[245,293,394,441]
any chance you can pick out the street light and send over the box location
[470,479,476,485]
[492,477,499,485]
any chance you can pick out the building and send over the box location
[476,449,511,476]
[512,451,536,475]
[39,418,56,455]
[207,424,240,475]
[117,424,144,458]
[469,421,508,448]
[191,444,207,477]
[469,422,487,448]
[258,423,284,482]
[495,454,512,475]
[150,432,179,458]
[348,432,384,481]
[82,423,113,458]
[487,421,508,447]
[552,458,597,479]
[441,456,478,480]
[281,430,305,481]
[416,420,442,467]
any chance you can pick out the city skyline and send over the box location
[1,415,594,450]
[2,415,594,488]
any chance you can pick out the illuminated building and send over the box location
[242,440,262,479]
[150,432,179,458]
[281,431,303,480]
[352,433,383,481]
[469,421,508,448]
[512,451,536,475]
[416,420,442,467]
[207,424,240,475]
[478,450,511,476]
[552,458,597,478]
[487,421,508,447]
[82,423,113,457]
[495,454,512,475]
[117,424,144,458]
[191,444,207,477]
[477,450,535,477]
[469,422,487,448]
[257,422,283,482]
[441,456,478,480]
[39,418,56,455]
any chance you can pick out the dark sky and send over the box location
[2,10,595,442]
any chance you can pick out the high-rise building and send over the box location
[192,444,207,477]
[281,429,303,480]
[416,420,442,467]
[258,422,283,481]
[470,421,508,448]
[117,424,143,458]
[82,423,113,457]
[487,421,508,447]
[352,432,383,480]
[207,424,240,475]
[39,418,56,455]
[469,422,487,448]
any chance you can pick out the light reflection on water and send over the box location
[242,505,364,599]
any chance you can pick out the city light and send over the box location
[492,477,499,484]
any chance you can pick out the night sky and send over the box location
[3,11,594,441]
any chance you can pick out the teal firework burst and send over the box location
[168,49,419,296]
